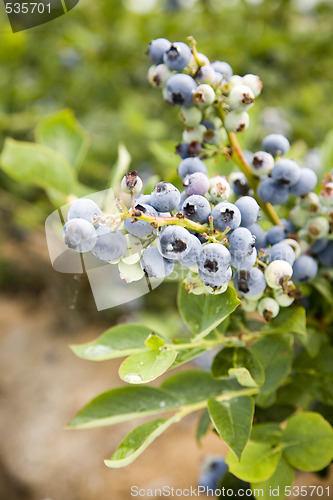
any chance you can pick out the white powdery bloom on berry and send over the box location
[228,84,255,112]
[265,260,293,289]
[242,74,263,97]
[229,75,243,86]
[182,124,206,144]
[224,111,250,133]
[209,175,231,201]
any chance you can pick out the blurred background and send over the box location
[1,0,333,498]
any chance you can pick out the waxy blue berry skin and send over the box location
[266,225,287,246]
[290,168,318,196]
[197,243,231,277]
[318,241,333,267]
[271,159,301,186]
[229,227,256,257]
[181,194,211,223]
[292,255,318,283]
[165,74,197,107]
[147,38,171,64]
[311,238,329,255]
[150,182,181,212]
[233,267,266,296]
[67,198,102,226]
[235,196,260,228]
[183,172,210,196]
[231,248,257,270]
[198,266,232,288]
[267,243,295,266]
[92,227,126,262]
[262,133,290,156]
[140,247,174,278]
[248,223,267,250]
[179,234,202,267]
[63,218,97,253]
[157,226,192,260]
[163,42,192,71]
[212,202,241,231]
[124,203,157,238]
[257,177,290,205]
[211,61,233,80]
[178,157,208,179]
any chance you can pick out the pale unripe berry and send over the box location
[121,172,143,194]
[193,84,216,107]
[228,84,255,112]
[242,74,263,97]
[180,106,202,127]
[225,111,250,133]
[265,260,293,289]
[182,124,206,144]
[273,288,295,307]
[209,175,231,201]
[147,64,172,88]
[258,297,280,320]
[305,216,329,240]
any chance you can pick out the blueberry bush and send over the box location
[1,36,333,498]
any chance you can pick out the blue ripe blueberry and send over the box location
[150,182,181,212]
[135,194,151,205]
[267,242,295,266]
[181,194,211,223]
[292,255,318,283]
[178,157,208,179]
[318,241,333,267]
[281,218,295,234]
[183,172,210,196]
[67,198,102,226]
[234,267,266,296]
[229,227,256,256]
[197,243,231,276]
[248,223,267,250]
[176,142,201,159]
[212,202,241,231]
[290,168,318,196]
[140,247,174,278]
[165,74,197,107]
[198,266,232,289]
[147,38,171,64]
[251,151,274,176]
[124,203,157,238]
[229,172,250,196]
[198,473,218,492]
[311,238,329,255]
[231,248,257,270]
[63,218,97,253]
[262,134,290,157]
[179,234,202,267]
[271,159,301,186]
[211,61,233,80]
[157,226,192,260]
[195,64,216,84]
[266,225,287,246]
[163,42,192,71]
[235,196,260,228]
[257,177,290,205]
[178,191,188,211]
[92,227,126,262]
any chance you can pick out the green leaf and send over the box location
[208,396,254,460]
[172,347,206,368]
[177,283,240,339]
[263,307,306,335]
[68,386,179,429]
[35,109,90,169]
[160,369,240,406]
[105,417,176,468]
[281,412,333,471]
[251,334,293,394]
[108,143,132,191]
[226,441,281,483]
[118,349,177,384]
[0,138,75,195]
[196,409,212,444]
[70,324,155,361]
[250,423,282,446]
[144,333,165,351]
[251,455,294,500]
[211,347,264,388]
[311,276,333,306]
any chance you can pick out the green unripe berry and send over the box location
[258,297,280,321]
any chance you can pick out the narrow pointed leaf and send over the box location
[119,349,177,384]
[208,396,254,460]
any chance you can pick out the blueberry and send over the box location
[311,238,329,255]
[281,219,295,234]
[67,198,102,226]
[176,142,201,159]
[229,172,250,196]
[212,202,241,231]
[228,84,255,112]
[271,159,301,186]
[165,73,197,107]
[251,151,274,176]
[233,267,266,296]
[150,182,181,212]
[257,177,290,205]
[179,234,202,267]
[262,134,290,156]
[147,63,172,88]
[140,247,174,278]
[197,243,231,276]
[198,266,232,289]
[124,203,157,238]
[318,241,333,267]
[178,157,208,179]
[92,227,127,262]
[267,243,295,266]
[248,223,267,250]
[157,226,192,260]
[224,111,249,133]
[290,168,318,196]
[195,64,216,84]
[183,172,210,196]
[147,38,171,64]
[235,196,260,227]
[180,106,202,128]
[181,194,211,223]
[211,61,233,80]
[266,225,287,246]
[63,218,97,253]
[231,248,257,270]
[265,260,293,289]
[229,227,256,256]
[258,297,280,320]
[292,255,318,283]
[163,42,192,71]
[242,74,263,97]
[192,84,216,107]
